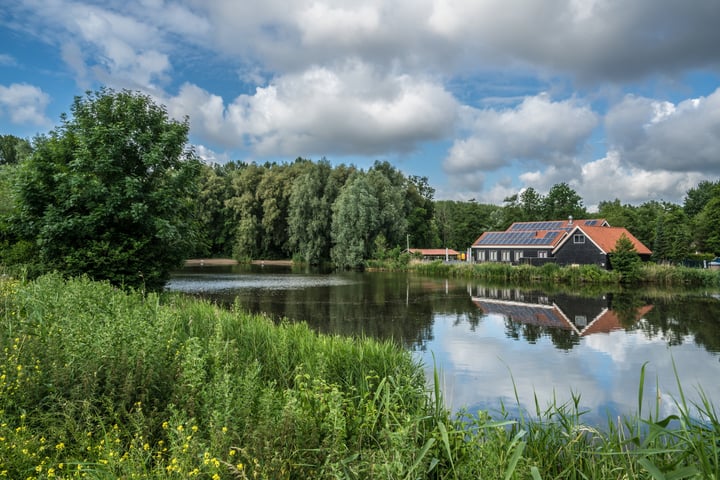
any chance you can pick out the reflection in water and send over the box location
[166,266,720,425]
[470,287,654,350]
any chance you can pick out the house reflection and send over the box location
[470,287,654,338]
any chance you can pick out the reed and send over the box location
[409,260,720,287]
[1,274,718,479]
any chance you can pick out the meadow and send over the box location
[1,273,718,479]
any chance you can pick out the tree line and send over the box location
[1,89,719,290]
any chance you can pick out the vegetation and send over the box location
[409,260,720,287]
[2,274,719,479]
[3,89,201,290]
[1,90,720,277]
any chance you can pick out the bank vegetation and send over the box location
[1,274,718,479]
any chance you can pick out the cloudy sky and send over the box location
[2,0,720,207]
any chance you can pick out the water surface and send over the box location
[166,264,720,424]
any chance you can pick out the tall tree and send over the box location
[0,134,32,165]
[288,160,333,263]
[225,163,264,260]
[405,175,437,248]
[331,172,380,268]
[541,183,587,220]
[14,89,201,290]
[684,180,720,218]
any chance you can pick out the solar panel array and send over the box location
[507,221,566,231]
[477,230,562,246]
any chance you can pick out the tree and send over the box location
[0,134,32,165]
[609,234,642,283]
[541,183,587,220]
[694,196,720,255]
[14,89,201,290]
[684,180,720,218]
[288,159,333,264]
[331,172,380,268]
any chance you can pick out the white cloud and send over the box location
[443,94,598,174]
[0,83,51,126]
[167,60,460,158]
[606,89,720,174]
[579,152,705,208]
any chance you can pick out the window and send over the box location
[575,315,587,327]
[477,250,485,261]
[501,250,511,261]
[514,251,523,261]
[538,251,547,258]
[573,234,585,244]
[489,250,498,261]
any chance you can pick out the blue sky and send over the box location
[2,0,720,208]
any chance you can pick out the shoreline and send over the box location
[184,258,293,267]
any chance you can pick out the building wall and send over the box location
[472,247,553,263]
[553,240,608,267]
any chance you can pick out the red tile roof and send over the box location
[570,226,652,255]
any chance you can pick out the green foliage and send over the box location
[609,234,642,283]
[0,134,32,165]
[2,274,719,479]
[12,89,201,290]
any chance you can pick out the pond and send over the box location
[166,264,720,425]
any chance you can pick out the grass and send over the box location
[409,260,720,288]
[1,273,719,479]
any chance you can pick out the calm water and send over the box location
[166,264,720,425]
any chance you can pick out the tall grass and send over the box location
[410,260,720,287]
[1,274,718,479]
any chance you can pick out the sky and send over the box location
[1,0,720,209]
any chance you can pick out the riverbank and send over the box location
[1,273,718,478]
[184,258,293,267]
[407,260,720,287]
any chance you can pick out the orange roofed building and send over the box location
[471,218,652,269]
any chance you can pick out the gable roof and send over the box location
[554,225,652,255]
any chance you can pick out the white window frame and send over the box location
[514,251,523,262]
[538,250,547,258]
[489,250,498,261]
[573,234,585,244]
[501,250,511,262]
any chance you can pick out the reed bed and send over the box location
[410,260,720,288]
[1,274,718,479]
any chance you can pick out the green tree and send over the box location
[541,183,587,220]
[14,88,201,290]
[288,159,334,264]
[225,163,264,260]
[405,175,437,248]
[519,187,544,221]
[194,163,235,257]
[0,134,32,165]
[694,196,720,255]
[684,180,720,218]
[331,172,379,268]
[609,234,642,283]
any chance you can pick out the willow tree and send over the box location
[15,88,201,290]
[288,159,334,264]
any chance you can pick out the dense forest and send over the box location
[3,135,720,269]
[1,90,719,285]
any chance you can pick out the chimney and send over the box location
[568,215,573,225]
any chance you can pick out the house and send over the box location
[470,218,651,268]
[407,248,460,261]
[553,225,652,268]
